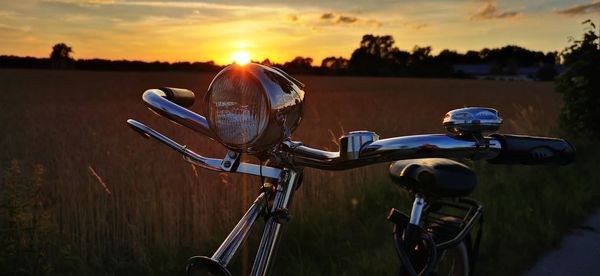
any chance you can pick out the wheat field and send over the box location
[0,68,564,275]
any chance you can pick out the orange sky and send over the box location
[1,0,599,65]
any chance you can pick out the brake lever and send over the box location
[126,119,282,179]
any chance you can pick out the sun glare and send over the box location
[231,50,251,65]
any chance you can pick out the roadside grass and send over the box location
[472,137,600,275]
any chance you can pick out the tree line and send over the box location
[0,37,560,80]
[0,43,222,72]
[272,35,559,80]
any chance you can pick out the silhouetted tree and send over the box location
[258,59,273,66]
[464,50,483,64]
[479,45,549,73]
[388,50,410,69]
[321,56,349,74]
[555,20,600,137]
[409,46,443,77]
[50,43,73,69]
[410,46,432,64]
[282,56,314,74]
[349,35,402,76]
[359,35,396,58]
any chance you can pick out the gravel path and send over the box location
[525,211,600,276]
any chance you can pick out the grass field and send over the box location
[1,68,597,275]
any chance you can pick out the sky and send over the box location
[1,0,599,65]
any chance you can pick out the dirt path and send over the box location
[525,211,600,276]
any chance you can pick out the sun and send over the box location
[230,50,251,65]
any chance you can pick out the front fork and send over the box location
[186,168,301,276]
[250,169,299,275]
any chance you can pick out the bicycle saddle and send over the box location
[389,158,476,197]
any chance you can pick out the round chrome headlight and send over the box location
[206,63,304,153]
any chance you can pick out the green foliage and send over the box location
[555,20,600,137]
[0,161,83,275]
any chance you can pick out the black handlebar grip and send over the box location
[488,134,575,165]
[158,87,195,107]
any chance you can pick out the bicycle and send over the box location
[127,63,575,276]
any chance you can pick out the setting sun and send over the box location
[231,50,251,65]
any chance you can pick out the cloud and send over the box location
[337,15,357,24]
[366,19,384,28]
[286,14,298,22]
[320,12,334,20]
[556,2,600,16]
[471,1,519,20]
[319,12,380,26]
[42,0,115,7]
[43,0,278,12]
[412,23,429,30]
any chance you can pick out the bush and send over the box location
[555,20,600,137]
[0,161,83,275]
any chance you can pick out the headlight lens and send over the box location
[207,70,269,148]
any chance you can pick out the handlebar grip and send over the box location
[487,134,575,165]
[158,87,195,107]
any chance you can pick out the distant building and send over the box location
[453,64,491,76]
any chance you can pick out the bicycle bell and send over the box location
[443,107,502,135]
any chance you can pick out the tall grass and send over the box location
[1,69,593,275]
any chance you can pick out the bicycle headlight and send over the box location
[206,63,305,154]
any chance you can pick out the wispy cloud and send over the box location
[337,15,357,24]
[411,23,429,30]
[471,1,519,20]
[44,0,282,12]
[42,0,115,7]
[286,14,299,22]
[556,1,600,16]
[320,12,335,20]
[319,12,381,26]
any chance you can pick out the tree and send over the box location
[282,56,314,74]
[410,46,432,64]
[50,43,73,69]
[321,56,349,74]
[349,34,403,76]
[555,20,600,137]
[258,58,273,66]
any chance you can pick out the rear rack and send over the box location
[423,198,483,251]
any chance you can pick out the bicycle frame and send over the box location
[186,167,302,276]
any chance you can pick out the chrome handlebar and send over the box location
[281,135,501,170]
[131,89,500,177]
[127,119,282,179]
[130,88,573,178]
[142,89,214,139]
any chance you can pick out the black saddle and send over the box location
[389,158,476,197]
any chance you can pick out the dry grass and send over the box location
[0,69,563,274]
